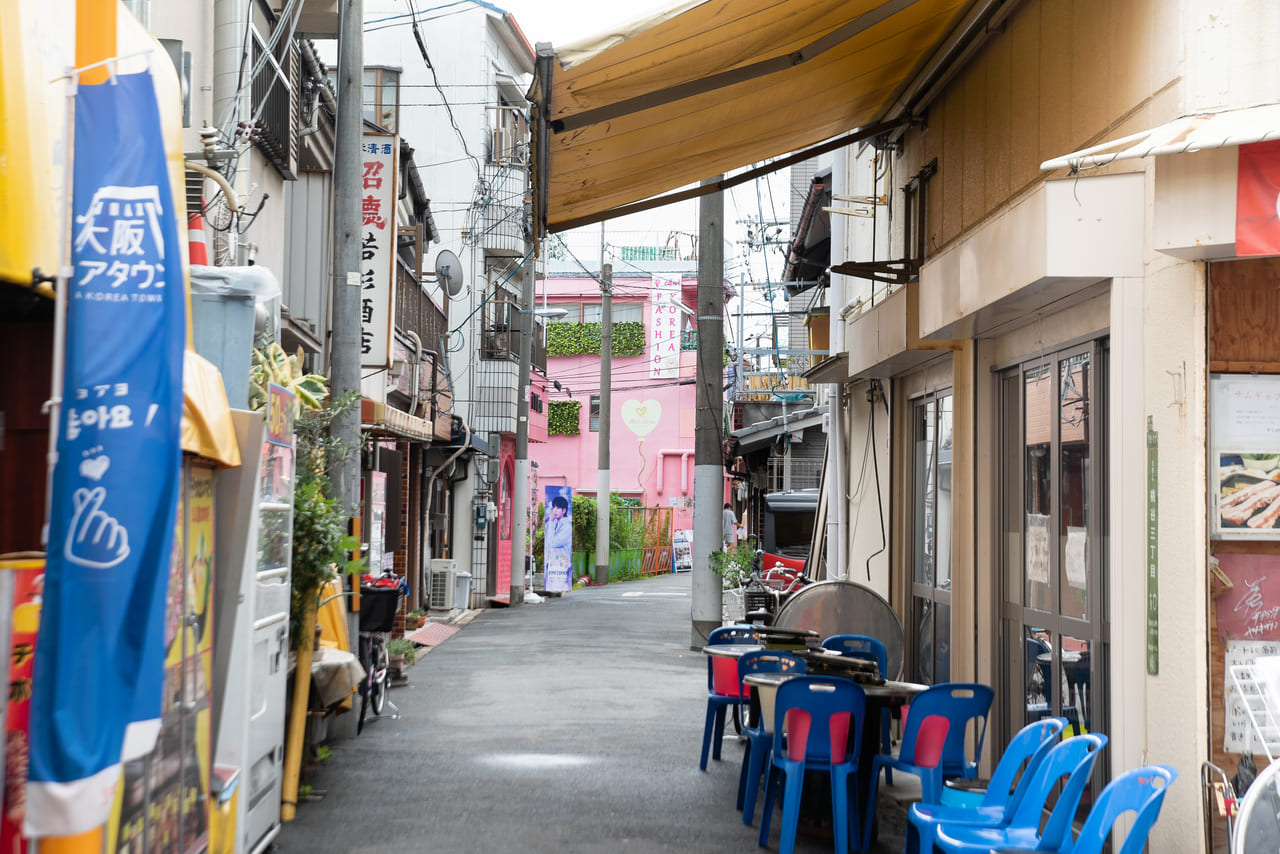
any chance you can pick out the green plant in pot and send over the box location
[406,608,427,629]
[386,638,416,671]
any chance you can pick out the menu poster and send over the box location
[1211,374,1280,538]
[1224,639,1280,753]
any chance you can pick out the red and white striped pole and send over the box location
[187,203,208,266]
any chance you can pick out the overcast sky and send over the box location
[494,0,678,47]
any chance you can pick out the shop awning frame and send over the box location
[1041,103,1280,173]
[530,0,976,237]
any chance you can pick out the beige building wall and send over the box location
[830,1,1280,848]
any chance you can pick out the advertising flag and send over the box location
[26,70,186,837]
[543,486,573,592]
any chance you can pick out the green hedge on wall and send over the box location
[547,400,581,435]
[546,321,646,357]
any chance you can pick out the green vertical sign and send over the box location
[1146,416,1159,675]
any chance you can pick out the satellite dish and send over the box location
[435,249,464,296]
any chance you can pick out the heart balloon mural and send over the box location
[621,399,662,437]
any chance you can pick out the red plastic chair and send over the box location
[700,626,759,771]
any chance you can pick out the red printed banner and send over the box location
[1215,553,1280,641]
[1236,140,1280,256]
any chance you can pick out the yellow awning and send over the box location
[531,0,972,234]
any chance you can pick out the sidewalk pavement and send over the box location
[275,572,909,853]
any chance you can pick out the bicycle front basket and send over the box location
[359,586,401,633]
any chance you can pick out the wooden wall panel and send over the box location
[1209,258,1280,371]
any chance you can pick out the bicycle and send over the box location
[357,571,405,734]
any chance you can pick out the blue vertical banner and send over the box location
[26,70,186,838]
[543,486,573,592]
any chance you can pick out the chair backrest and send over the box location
[981,717,1067,813]
[1026,637,1050,686]
[771,676,866,766]
[1007,733,1108,841]
[1055,765,1177,854]
[707,626,761,694]
[738,649,807,685]
[898,683,995,776]
[821,634,889,679]
[737,650,807,721]
[709,625,760,645]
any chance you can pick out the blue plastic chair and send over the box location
[700,626,760,770]
[931,733,1108,853]
[822,634,894,782]
[906,717,1066,854]
[735,650,806,824]
[757,676,866,854]
[1048,765,1177,854]
[865,682,994,811]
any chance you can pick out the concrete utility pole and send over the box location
[692,179,725,648]
[596,264,612,585]
[329,0,362,516]
[510,252,533,605]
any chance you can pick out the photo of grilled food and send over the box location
[1219,454,1280,529]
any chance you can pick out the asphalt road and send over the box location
[274,571,906,853]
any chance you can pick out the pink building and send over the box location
[534,261,713,530]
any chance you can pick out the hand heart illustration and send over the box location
[621,399,662,437]
[79,456,110,481]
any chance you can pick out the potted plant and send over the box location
[406,608,427,629]
[386,638,416,674]
[710,540,757,622]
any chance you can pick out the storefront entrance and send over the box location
[998,339,1110,788]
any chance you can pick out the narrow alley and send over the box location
[275,573,906,853]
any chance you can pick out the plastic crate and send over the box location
[359,586,401,633]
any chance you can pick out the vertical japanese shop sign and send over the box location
[360,133,398,369]
[648,276,681,379]
[27,71,185,837]
[1147,416,1159,675]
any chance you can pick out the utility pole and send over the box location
[329,0,362,515]
[324,0,363,744]
[510,245,533,605]
[596,263,612,585]
[692,178,725,648]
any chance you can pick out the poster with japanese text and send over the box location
[1211,374,1280,537]
[360,133,399,369]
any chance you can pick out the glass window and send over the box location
[362,67,399,133]
[1000,340,1108,800]
[911,390,952,684]
[589,396,601,432]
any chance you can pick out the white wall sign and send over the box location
[360,133,398,369]
[1224,640,1280,753]
[648,276,681,379]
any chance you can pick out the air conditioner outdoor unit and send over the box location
[429,559,458,610]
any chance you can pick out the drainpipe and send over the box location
[406,331,424,419]
[828,148,849,580]
[655,450,694,494]
[425,419,471,570]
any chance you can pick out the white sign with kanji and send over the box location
[360,133,398,369]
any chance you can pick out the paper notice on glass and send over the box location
[1065,526,1088,589]
[1224,640,1280,753]
[1026,513,1050,584]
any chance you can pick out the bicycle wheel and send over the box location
[357,636,372,734]
[371,642,389,716]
